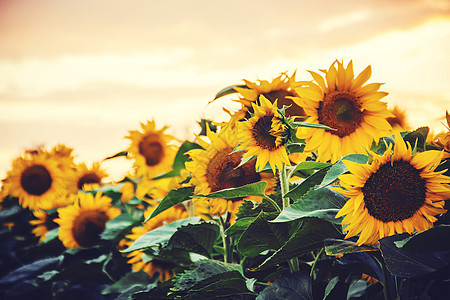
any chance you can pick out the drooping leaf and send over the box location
[145,186,195,222]
[256,271,313,300]
[324,238,378,256]
[101,213,138,240]
[394,225,450,253]
[166,222,221,257]
[317,154,369,188]
[256,218,342,270]
[121,217,201,253]
[380,233,450,278]
[237,212,287,257]
[104,151,128,160]
[212,84,247,101]
[273,188,347,224]
[194,181,268,199]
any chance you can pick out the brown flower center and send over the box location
[206,148,261,198]
[20,165,53,196]
[139,134,165,166]
[318,91,363,137]
[77,172,101,190]
[361,160,426,222]
[263,90,306,118]
[252,115,278,150]
[72,210,109,248]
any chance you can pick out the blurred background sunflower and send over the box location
[1,0,448,181]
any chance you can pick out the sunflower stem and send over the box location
[310,247,324,279]
[279,163,290,210]
[217,213,232,263]
[279,163,299,273]
[373,253,396,300]
[263,195,281,213]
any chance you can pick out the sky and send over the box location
[0,0,449,180]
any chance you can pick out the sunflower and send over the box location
[236,95,291,173]
[55,191,121,249]
[334,133,450,246]
[228,72,306,125]
[30,209,60,242]
[126,120,177,179]
[186,125,275,221]
[70,162,108,192]
[123,204,189,281]
[29,192,74,241]
[386,105,411,133]
[293,60,394,163]
[431,110,450,159]
[3,152,67,210]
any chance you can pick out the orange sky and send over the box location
[1,0,449,180]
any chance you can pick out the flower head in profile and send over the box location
[186,125,275,221]
[227,72,306,125]
[387,105,411,133]
[55,192,121,249]
[3,152,68,210]
[293,60,394,162]
[431,110,450,159]
[236,95,291,173]
[334,133,450,246]
[126,120,177,179]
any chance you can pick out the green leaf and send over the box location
[104,151,127,160]
[212,84,247,101]
[40,227,60,244]
[237,212,287,257]
[273,188,347,224]
[256,271,313,300]
[0,257,62,285]
[153,141,202,180]
[102,271,154,295]
[324,239,379,256]
[394,225,450,253]
[293,121,336,131]
[166,222,221,257]
[323,276,339,300]
[317,154,369,188]
[380,233,450,278]
[288,161,331,176]
[285,167,331,201]
[121,217,201,253]
[224,217,255,239]
[403,127,429,152]
[145,186,195,222]
[197,119,217,135]
[101,213,138,240]
[137,260,255,300]
[194,181,268,199]
[174,260,242,291]
[256,218,342,269]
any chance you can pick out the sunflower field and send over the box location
[1,60,449,299]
